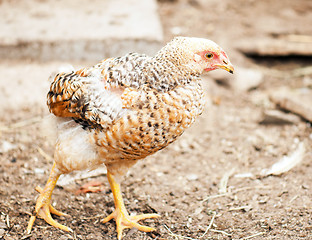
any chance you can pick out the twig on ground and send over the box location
[6,214,10,228]
[202,185,271,202]
[289,195,299,203]
[164,224,196,240]
[20,234,32,240]
[240,232,266,239]
[163,211,217,240]
[2,215,16,238]
[219,168,235,194]
[198,211,216,239]
[210,229,231,236]
[37,146,53,161]
[228,205,251,212]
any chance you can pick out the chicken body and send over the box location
[51,52,205,177]
[27,37,234,239]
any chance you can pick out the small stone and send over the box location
[270,87,312,122]
[0,141,17,153]
[186,174,198,181]
[170,26,183,35]
[260,109,301,125]
[194,207,203,215]
[302,184,309,189]
[59,235,70,240]
[34,168,45,174]
[232,67,264,92]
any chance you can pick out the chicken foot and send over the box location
[102,171,160,240]
[27,163,72,234]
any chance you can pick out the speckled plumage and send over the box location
[47,38,210,176]
[27,37,234,239]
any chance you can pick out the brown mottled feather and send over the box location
[48,72,84,118]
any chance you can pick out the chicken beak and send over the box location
[216,63,234,74]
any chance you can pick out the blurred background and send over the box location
[0,0,311,239]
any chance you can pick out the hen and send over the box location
[27,37,233,239]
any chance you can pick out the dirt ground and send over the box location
[1,0,312,239]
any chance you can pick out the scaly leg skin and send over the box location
[26,163,72,234]
[102,171,160,240]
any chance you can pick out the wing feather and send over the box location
[47,67,126,130]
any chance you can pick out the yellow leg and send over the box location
[102,171,160,240]
[26,163,72,234]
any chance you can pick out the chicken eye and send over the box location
[205,53,214,59]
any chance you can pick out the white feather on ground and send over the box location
[57,166,107,186]
[261,142,306,176]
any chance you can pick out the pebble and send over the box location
[34,168,45,174]
[212,66,263,92]
[270,87,312,122]
[232,67,264,92]
[194,207,203,215]
[170,26,183,35]
[0,141,17,153]
[186,173,198,181]
[260,109,300,125]
[58,235,70,240]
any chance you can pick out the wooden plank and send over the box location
[237,37,312,56]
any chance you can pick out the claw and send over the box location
[103,171,160,239]
[26,164,71,233]
[35,186,68,217]
[102,210,160,240]
[37,203,72,232]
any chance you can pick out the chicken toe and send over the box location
[102,171,160,239]
[26,163,71,233]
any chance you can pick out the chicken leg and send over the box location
[102,171,160,240]
[26,163,71,234]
